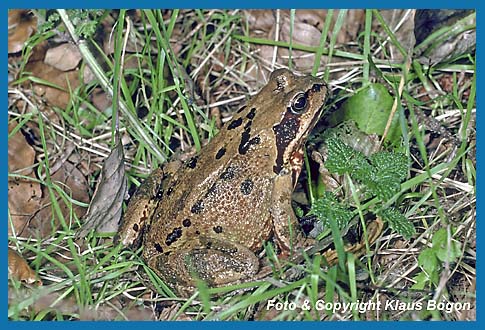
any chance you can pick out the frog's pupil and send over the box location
[295,97,306,109]
[291,93,308,113]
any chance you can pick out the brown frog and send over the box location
[116,68,329,296]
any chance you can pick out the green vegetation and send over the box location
[8,9,475,320]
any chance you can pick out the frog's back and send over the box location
[144,108,279,256]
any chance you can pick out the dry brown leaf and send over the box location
[9,162,90,238]
[8,248,42,286]
[80,301,155,321]
[8,179,43,236]
[413,10,475,64]
[9,287,78,318]
[8,122,36,176]
[32,162,89,237]
[243,10,365,73]
[8,122,43,236]
[244,10,275,31]
[8,125,89,238]
[8,10,37,54]
[158,303,192,320]
[378,10,416,62]
[77,135,127,237]
[24,61,80,109]
[44,43,82,71]
[90,87,111,112]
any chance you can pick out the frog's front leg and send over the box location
[116,161,181,248]
[149,237,260,295]
[270,171,312,256]
[115,168,166,248]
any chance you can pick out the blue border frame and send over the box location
[4,1,479,327]
[5,1,480,9]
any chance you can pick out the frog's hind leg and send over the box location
[152,238,259,294]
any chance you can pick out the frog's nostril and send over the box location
[311,84,323,93]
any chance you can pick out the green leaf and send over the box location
[325,137,369,175]
[370,152,408,181]
[308,192,353,231]
[363,152,408,201]
[325,138,409,202]
[380,208,416,239]
[341,83,401,144]
[417,248,438,275]
[432,228,463,263]
[410,271,430,290]
[365,177,401,201]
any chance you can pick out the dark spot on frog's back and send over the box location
[205,182,218,197]
[132,223,139,232]
[240,179,254,195]
[155,187,164,199]
[190,199,204,214]
[236,105,247,114]
[215,147,226,159]
[227,117,243,130]
[166,181,176,196]
[238,133,261,155]
[165,227,183,246]
[154,243,163,253]
[220,166,236,181]
[213,225,223,233]
[246,107,256,119]
[182,219,191,227]
[186,156,198,169]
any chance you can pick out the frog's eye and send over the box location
[290,92,308,114]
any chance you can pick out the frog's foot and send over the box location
[322,218,384,266]
[151,237,260,295]
[276,232,315,259]
[256,219,384,280]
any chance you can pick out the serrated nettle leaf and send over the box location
[380,208,416,239]
[374,179,401,201]
[350,155,372,178]
[325,138,358,174]
[309,192,352,230]
[370,152,408,180]
[370,184,393,201]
